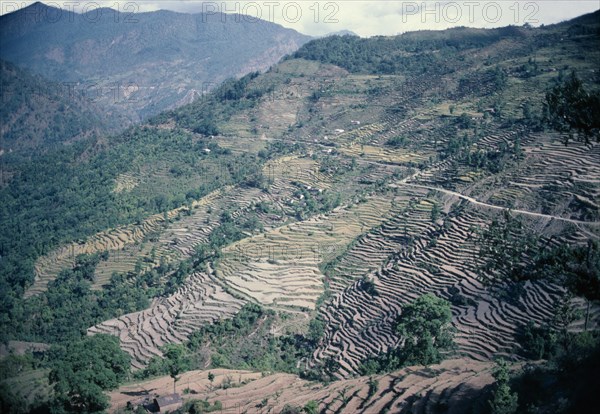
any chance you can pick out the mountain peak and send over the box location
[0,4,311,122]
[321,30,359,38]
[82,7,120,16]
[17,1,62,14]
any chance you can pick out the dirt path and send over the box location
[399,182,600,228]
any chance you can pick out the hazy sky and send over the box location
[1,1,599,37]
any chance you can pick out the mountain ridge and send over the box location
[0,59,119,153]
[0,2,312,124]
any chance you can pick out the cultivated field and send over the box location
[108,359,497,414]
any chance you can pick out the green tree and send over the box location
[280,404,303,414]
[359,276,379,296]
[358,294,454,375]
[162,344,189,394]
[545,71,600,144]
[476,210,537,288]
[303,400,319,414]
[394,294,454,366]
[49,334,130,413]
[430,202,440,223]
[458,112,473,129]
[207,371,215,390]
[488,360,518,414]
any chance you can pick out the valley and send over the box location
[0,5,599,414]
[0,2,311,126]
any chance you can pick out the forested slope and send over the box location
[0,60,114,152]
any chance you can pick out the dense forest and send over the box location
[0,60,113,152]
[290,27,524,75]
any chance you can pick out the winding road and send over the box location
[393,182,600,230]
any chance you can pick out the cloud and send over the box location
[2,1,598,37]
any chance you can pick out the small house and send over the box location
[141,394,183,413]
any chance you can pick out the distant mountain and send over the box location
[0,2,311,124]
[0,59,113,152]
[321,30,359,37]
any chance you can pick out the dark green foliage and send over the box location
[0,353,44,381]
[0,60,113,153]
[213,72,261,102]
[134,344,191,387]
[359,276,379,296]
[447,134,521,175]
[447,286,477,308]
[385,135,406,148]
[478,212,600,307]
[476,210,538,288]
[2,254,149,344]
[303,400,319,414]
[512,333,600,413]
[163,344,191,394]
[516,321,557,360]
[394,293,454,366]
[280,404,303,414]
[444,131,471,157]
[316,356,342,382]
[307,317,325,344]
[262,140,307,159]
[49,334,130,413]
[162,71,273,136]
[430,202,441,222]
[290,186,342,221]
[490,65,508,89]
[457,113,474,129]
[360,294,454,374]
[191,119,219,136]
[292,28,516,75]
[0,100,265,343]
[488,360,518,414]
[186,304,309,373]
[176,399,222,414]
[532,240,600,302]
[545,71,600,144]
[136,304,316,379]
[0,382,27,414]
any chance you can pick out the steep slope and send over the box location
[0,2,311,123]
[0,59,115,152]
[108,360,497,414]
[1,10,599,413]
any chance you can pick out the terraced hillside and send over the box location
[311,194,600,377]
[108,359,497,414]
[217,195,401,310]
[72,17,600,376]
[28,154,337,295]
[89,270,244,370]
[2,11,599,413]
